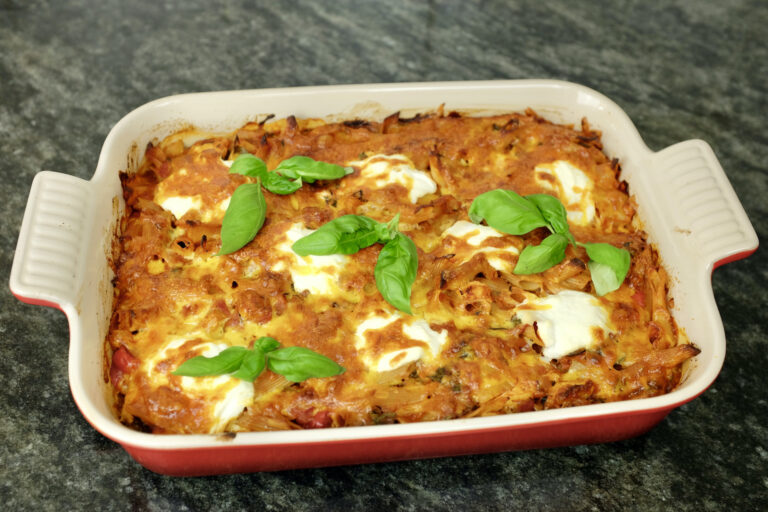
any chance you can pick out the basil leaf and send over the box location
[292,214,383,256]
[262,173,302,195]
[275,156,351,183]
[526,193,572,238]
[229,154,302,195]
[232,349,267,382]
[267,346,345,382]
[231,337,281,381]
[469,189,548,235]
[229,154,268,178]
[276,166,299,179]
[172,346,249,377]
[582,242,631,295]
[218,182,267,255]
[514,233,569,275]
[375,233,419,314]
[381,213,401,241]
[253,336,281,353]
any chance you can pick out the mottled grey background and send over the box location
[1,0,766,510]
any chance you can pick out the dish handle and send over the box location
[10,171,94,311]
[649,139,758,271]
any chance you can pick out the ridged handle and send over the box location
[10,171,93,310]
[649,140,758,271]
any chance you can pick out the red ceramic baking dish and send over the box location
[10,80,758,475]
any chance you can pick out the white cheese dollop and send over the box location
[442,220,519,272]
[443,220,504,246]
[157,193,229,223]
[534,160,596,226]
[159,195,202,220]
[515,290,610,360]
[348,154,437,203]
[354,313,448,372]
[273,223,348,296]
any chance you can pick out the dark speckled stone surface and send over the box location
[1,0,766,510]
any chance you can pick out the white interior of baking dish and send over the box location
[12,80,757,449]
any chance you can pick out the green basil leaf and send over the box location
[231,337,281,381]
[275,156,350,183]
[253,336,281,353]
[292,214,383,255]
[514,232,569,275]
[232,349,267,382]
[526,193,572,238]
[266,346,345,382]
[232,336,280,382]
[229,154,268,178]
[382,213,401,241]
[230,154,302,195]
[262,172,302,195]
[171,346,249,377]
[374,233,418,314]
[218,182,267,255]
[582,242,631,295]
[276,166,299,179]
[469,189,548,235]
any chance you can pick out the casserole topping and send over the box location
[107,108,699,434]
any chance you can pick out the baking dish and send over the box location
[10,80,758,476]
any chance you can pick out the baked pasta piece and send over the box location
[106,108,698,434]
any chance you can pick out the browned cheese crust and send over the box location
[106,108,698,434]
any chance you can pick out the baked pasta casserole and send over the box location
[106,107,699,434]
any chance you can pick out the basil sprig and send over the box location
[469,189,630,295]
[219,154,351,255]
[292,214,396,255]
[171,336,345,383]
[292,214,418,314]
[230,154,302,195]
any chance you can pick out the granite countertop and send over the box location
[1,0,766,509]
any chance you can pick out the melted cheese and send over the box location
[273,223,348,296]
[534,160,596,226]
[515,290,610,359]
[442,220,520,272]
[156,193,229,223]
[355,313,448,372]
[348,154,437,203]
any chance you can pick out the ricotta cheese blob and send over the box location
[515,290,610,359]
[443,220,504,246]
[534,160,596,226]
[354,313,449,372]
[442,220,520,272]
[273,223,348,296]
[146,338,255,433]
[348,154,437,203]
[156,192,229,223]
